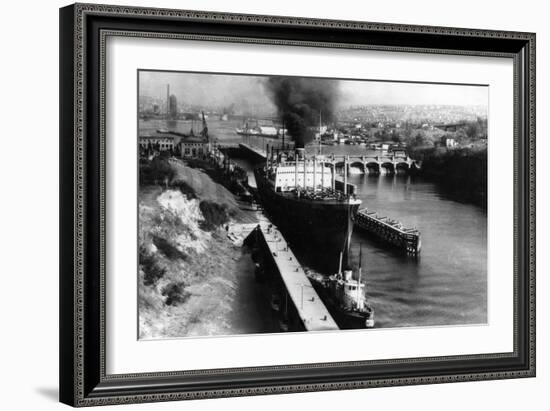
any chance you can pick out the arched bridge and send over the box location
[236,143,421,175]
[328,154,421,175]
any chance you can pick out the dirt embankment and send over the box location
[138,158,262,339]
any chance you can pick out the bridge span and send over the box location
[235,143,421,175]
[337,154,420,175]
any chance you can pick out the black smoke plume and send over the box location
[265,77,339,147]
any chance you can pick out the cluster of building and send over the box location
[338,104,487,125]
[139,127,211,159]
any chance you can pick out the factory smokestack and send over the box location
[166,84,170,116]
[264,76,339,148]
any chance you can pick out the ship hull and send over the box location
[254,168,360,273]
[308,278,375,329]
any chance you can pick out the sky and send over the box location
[139,70,488,110]
[339,80,487,107]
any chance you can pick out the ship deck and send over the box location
[256,169,361,205]
[272,192,361,207]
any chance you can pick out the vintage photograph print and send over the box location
[138,70,488,340]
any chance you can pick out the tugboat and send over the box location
[308,247,375,329]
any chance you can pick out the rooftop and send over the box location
[139,130,179,139]
[180,136,208,144]
[139,129,207,143]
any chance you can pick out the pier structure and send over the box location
[355,209,421,256]
[245,222,339,332]
[238,143,269,162]
[209,145,241,172]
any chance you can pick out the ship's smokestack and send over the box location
[264,76,339,148]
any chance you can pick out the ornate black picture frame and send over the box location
[59,3,535,407]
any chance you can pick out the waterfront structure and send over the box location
[245,222,339,332]
[139,133,176,153]
[179,136,209,158]
[179,111,211,158]
[139,110,211,158]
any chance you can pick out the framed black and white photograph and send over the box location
[59,3,535,407]
[136,70,488,339]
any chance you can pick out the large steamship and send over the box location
[254,147,361,271]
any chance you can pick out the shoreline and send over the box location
[138,158,275,339]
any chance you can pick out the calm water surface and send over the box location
[349,174,487,328]
[141,118,487,328]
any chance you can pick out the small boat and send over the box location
[236,127,260,136]
[308,247,375,328]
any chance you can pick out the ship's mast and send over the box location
[319,110,322,155]
[294,148,298,189]
[320,157,324,189]
[332,159,336,190]
[303,152,307,190]
[343,189,352,265]
[282,118,285,150]
[358,244,362,303]
[313,155,317,192]
[344,156,348,195]
[201,111,208,141]
[166,84,170,117]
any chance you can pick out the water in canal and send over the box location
[348,174,487,328]
[141,119,487,329]
[241,165,487,329]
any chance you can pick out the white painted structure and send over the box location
[274,162,333,192]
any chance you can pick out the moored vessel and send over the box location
[307,249,375,329]
[236,121,287,138]
[253,147,361,271]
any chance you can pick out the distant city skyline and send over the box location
[139,71,488,109]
